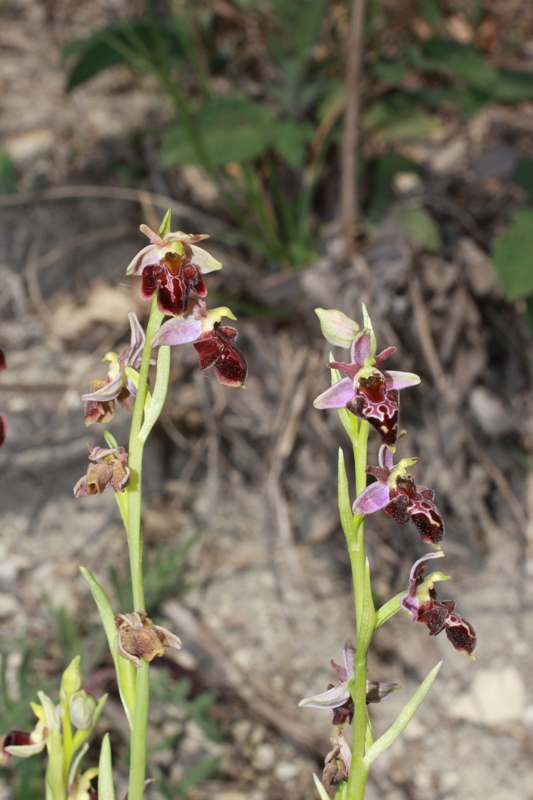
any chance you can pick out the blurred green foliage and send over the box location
[63,1,533,271]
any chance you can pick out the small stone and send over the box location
[274,761,300,781]
[252,743,276,772]
[430,137,468,175]
[0,592,20,618]
[448,666,525,724]
[469,386,515,436]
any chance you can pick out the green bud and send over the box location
[60,655,83,701]
[69,690,97,731]
[315,308,359,349]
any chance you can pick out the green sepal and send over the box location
[337,448,356,545]
[138,344,171,444]
[97,734,116,800]
[375,592,403,628]
[364,660,442,767]
[313,774,331,800]
[67,742,89,788]
[71,693,108,754]
[79,567,136,729]
[158,209,172,238]
[40,691,64,800]
[361,303,377,357]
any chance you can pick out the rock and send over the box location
[448,666,525,724]
[472,145,520,179]
[457,238,501,297]
[252,743,276,772]
[3,127,54,164]
[469,386,515,436]
[430,137,468,175]
[0,592,21,618]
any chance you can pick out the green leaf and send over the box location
[158,209,172,238]
[375,592,403,628]
[490,68,533,103]
[0,148,17,194]
[492,209,533,301]
[394,206,441,252]
[63,19,186,91]
[421,39,496,92]
[364,101,439,143]
[139,345,170,444]
[174,755,220,791]
[79,567,136,728]
[364,660,442,766]
[271,119,314,169]
[97,734,116,800]
[338,448,356,545]
[160,96,274,168]
[511,156,533,201]
[312,774,331,800]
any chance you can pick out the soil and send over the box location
[1,3,533,800]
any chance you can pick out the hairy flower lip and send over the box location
[73,444,130,498]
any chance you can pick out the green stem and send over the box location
[126,295,164,611]
[345,419,371,800]
[127,661,150,800]
[124,293,165,800]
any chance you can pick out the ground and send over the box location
[1,3,533,800]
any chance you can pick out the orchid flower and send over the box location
[73,444,130,498]
[152,301,248,388]
[313,310,420,448]
[401,553,477,657]
[352,444,445,546]
[1,692,58,764]
[115,610,182,667]
[82,312,145,426]
[126,224,221,316]
[299,641,400,725]
[323,730,352,791]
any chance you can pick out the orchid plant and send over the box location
[300,307,476,799]
[0,211,247,799]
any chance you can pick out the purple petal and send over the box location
[313,377,354,409]
[366,680,401,703]
[342,641,355,677]
[400,592,419,618]
[379,444,394,471]
[187,243,222,274]
[351,330,371,364]
[374,346,396,366]
[383,370,421,391]
[126,312,146,367]
[407,551,444,584]
[82,374,123,402]
[298,680,351,709]
[352,481,390,514]
[140,224,164,246]
[125,244,159,276]
[151,315,203,347]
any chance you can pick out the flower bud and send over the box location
[69,690,97,731]
[315,308,359,349]
[60,656,83,701]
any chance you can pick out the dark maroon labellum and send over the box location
[347,377,399,446]
[386,474,444,545]
[0,415,6,448]
[193,323,247,387]
[141,260,207,316]
[0,347,6,371]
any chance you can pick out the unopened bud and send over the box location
[69,690,97,731]
[61,656,83,701]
